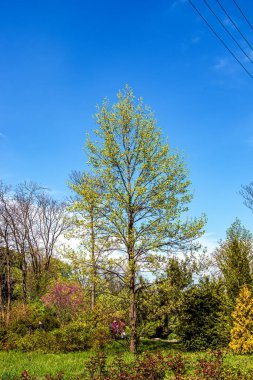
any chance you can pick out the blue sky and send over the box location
[1,0,253,252]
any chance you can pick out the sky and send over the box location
[1,0,253,253]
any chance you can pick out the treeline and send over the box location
[1,87,253,354]
[0,182,69,322]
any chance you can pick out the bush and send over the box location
[7,302,59,336]
[51,321,91,352]
[229,286,253,354]
[85,350,168,380]
[177,279,230,351]
[4,330,56,352]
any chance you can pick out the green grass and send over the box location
[0,351,90,378]
[1,341,253,379]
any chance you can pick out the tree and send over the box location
[230,285,253,353]
[0,181,69,307]
[177,277,230,350]
[42,280,84,324]
[213,218,253,305]
[80,87,205,352]
[240,181,253,212]
[137,256,196,339]
[68,172,111,310]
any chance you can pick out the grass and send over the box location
[1,341,253,379]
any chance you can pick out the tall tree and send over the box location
[214,218,253,305]
[83,87,205,352]
[0,182,17,321]
[68,172,110,309]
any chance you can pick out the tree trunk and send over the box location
[0,274,4,322]
[129,268,137,353]
[90,211,96,310]
[6,248,11,324]
[21,258,28,305]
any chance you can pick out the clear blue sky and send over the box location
[1,0,253,251]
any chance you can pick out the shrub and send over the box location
[51,321,91,352]
[195,350,224,380]
[4,330,56,352]
[42,281,84,324]
[177,278,230,351]
[229,285,253,354]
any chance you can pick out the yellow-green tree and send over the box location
[214,219,253,306]
[229,285,253,353]
[68,172,111,310]
[82,86,206,353]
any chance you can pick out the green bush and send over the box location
[52,321,91,352]
[177,278,230,351]
[4,330,56,352]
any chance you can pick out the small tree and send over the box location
[177,277,230,350]
[42,280,84,324]
[68,172,111,310]
[229,285,253,354]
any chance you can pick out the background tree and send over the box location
[240,181,253,212]
[230,285,253,354]
[213,218,253,306]
[84,86,206,352]
[138,255,196,339]
[0,181,69,313]
[68,172,111,310]
[177,277,230,350]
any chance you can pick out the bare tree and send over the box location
[241,182,253,212]
[0,182,14,322]
[0,180,69,307]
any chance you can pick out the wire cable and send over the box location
[232,0,253,32]
[203,0,253,64]
[216,0,253,52]
[187,0,253,78]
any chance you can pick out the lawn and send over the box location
[1,341,253,379]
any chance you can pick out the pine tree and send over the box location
[229,285,253,353]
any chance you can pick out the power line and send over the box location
[232,0,253,32]
[216,0,253,53]
[203,0,253,64]
[187,0,253,79]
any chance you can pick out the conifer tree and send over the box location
[229,285,253,353]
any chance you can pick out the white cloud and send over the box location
[198,232,218,255]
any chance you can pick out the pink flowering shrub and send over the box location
[42,281,84,323]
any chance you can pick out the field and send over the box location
[1,341,253,379]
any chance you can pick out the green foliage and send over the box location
[229,285,253,354]
[177,278,230,351]
[4,330,56,352]
[51,321,91,352]
[2,321,92,352]
[83,86,206,351]
[138,256,200,340]
[214,219,253,305]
